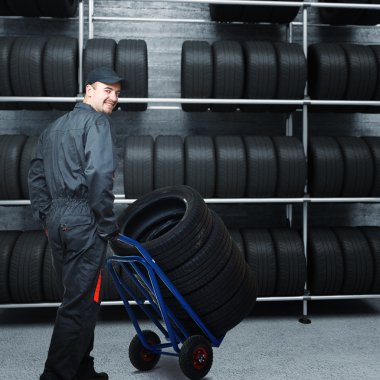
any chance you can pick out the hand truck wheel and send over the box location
[128,330,161,371]
[179,335,213,380]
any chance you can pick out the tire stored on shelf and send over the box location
[43,36,78,111]
[181,41,213,112]
[0,37,18,110]
[0,135,28,199]
[116,39,148,111]
[3,0,78,17]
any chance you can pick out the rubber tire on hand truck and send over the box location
[129,330,161,371]
[179,335,213,380]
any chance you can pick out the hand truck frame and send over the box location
[107,233,225,379]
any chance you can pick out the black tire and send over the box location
[179,335,213,380]
[270,1,301,23]
[43,244,63,302]
[0,135,28,199]
[20,136,39,199]
[229,229,245,259]
[0,231,21,303]
[214,135,247,197]
[308,228,344,295]
[244,136,277,197]
[0,0,12,15]
[272,136,307,197]
[123,135,154,198]
[209,4,242,22]
[176,240,245,317]
[129,330,161,371]
[360,226,380,294]
[308,137,344,197]
[112,186,212,272]
[43,36,78,111]
[270,228,306,296]
[0,37,18,110]
[273,42,306,113]
[184,135,215,197]
[165,211,230,295]
[83,38,117,88]
[201,264,257,337]
[362,137,380,196]
[335,136,374,197]
[5,0,41,16]
[9,231,47,303]
[333,227,374,294]
[10,37,50,110]
[368,45,380,112]
[181,41,213,112]
[242,228,277,297]
[319,0,367,25]
[241,41,277,112]
[37,0,78,17]
[358,0,380,25]
[240,5,272,23]
[154,135,184,189]
[341,44,377,101]
[116,39,148,111]
[308,43,348,101]
[211,41,244,112]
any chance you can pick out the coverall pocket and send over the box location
[60,215,92,230]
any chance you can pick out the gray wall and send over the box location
[1,0,380,231]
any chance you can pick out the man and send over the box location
[28,67,123,380]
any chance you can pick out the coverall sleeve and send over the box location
[28,135,52,228]
[84,117,119,238]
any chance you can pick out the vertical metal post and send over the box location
[89,0,94,39]
[299,4,311,325]
[78,0,84,94]
[286,19,294,228]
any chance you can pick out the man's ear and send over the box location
[85,84,93,96]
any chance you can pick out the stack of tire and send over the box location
[181,40,306,113]
[319,0,380,26]
[0,230,119,303]
[0,36,148,111]
[123,135,307,198]
[308,136,380,197]
[308,43,380,112]
[229,228,306,297]
[0,36,78,110]
[308,226,380,295]
[111,185,257,338]
[83,38,148,111]
[209,1,302,23]
[0,0,78,17]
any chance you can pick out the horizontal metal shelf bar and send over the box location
[109,0,380,10]
[2,197,380,206]
[309,294,380,301]
[1,294,379,308]
[2,97,380,106]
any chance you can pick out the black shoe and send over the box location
[82,370,109,380]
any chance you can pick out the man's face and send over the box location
[85,81,121,114]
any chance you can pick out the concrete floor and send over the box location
[1,299,380,380]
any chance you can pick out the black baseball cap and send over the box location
[85,66,124,86]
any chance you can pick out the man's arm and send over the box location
[28,135,51,229]
[84,118,119,239]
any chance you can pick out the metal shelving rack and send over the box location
[1,0,380,311]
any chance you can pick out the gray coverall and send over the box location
[28,102,119,380]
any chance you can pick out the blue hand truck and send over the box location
[107,233,225,380]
